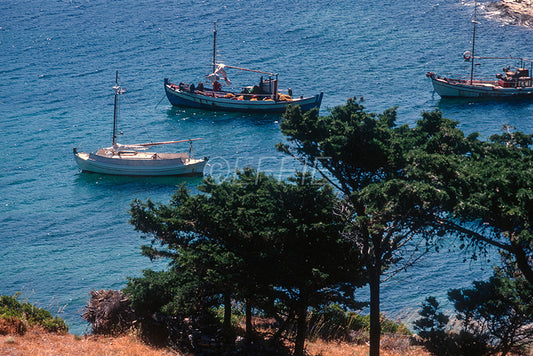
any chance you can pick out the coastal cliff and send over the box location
[488,0,533,27]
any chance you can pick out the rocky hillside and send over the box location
[488,0,533,27]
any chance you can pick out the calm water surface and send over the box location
[1,0,532,333]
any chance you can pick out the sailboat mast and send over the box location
[113,70,118,146]
[470,1,477,84]
[212,21,217,73]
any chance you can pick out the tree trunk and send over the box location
[223,292,233,344]
[294,304,308,356]
[245,300,253,339]
[369,264,381,356]
[510,241,533,285]
[273,311,291,341]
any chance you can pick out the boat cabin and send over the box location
[496,67,532,88]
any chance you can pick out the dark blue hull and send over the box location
[164,78,323,113]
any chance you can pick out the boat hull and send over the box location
[164,79,323,113]
[74,151,207,176]
[428,74,533,98]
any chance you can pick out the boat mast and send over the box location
[212,21,217,73]
[470,1,477,84]
[112,70,119,146]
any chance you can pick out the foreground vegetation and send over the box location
[0,326,428,356]
[0,293,427,356]
[0,328,173,356]
[0,294,67,335]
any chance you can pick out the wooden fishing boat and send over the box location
[427,1,533,98]
[164,23,323,113]
[164,77,323,113]
[74,72,207,176]
[427,57,533,98]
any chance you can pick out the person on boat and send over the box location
[213,80,222,91]
[251,85,264,94]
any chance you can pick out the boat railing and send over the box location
[475,56,533,63]
[443,76,499,84]
[168,79,298,101]
[190,87,294,101]
[443,75,533,88]
[473,56,533,83]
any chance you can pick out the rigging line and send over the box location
[154,94,166,109]
[163,108,197,143]
[116,93,121,140]
[119,85,198,144]
[121,88,194,144]
[120,93,154,143]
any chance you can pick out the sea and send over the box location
[1,0,533,335]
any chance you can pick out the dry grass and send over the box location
[243,317,431,356]
[305,334,430,356]
[3,318,532,356]
[0,327,178,356]
[0,321,433,356]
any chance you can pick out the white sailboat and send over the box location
[73,71,207,176]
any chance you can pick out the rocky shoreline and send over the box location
[487,0,533,27]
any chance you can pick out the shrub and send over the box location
[0,316,27,335]
[346,311,370,332]
[307,304,411,342]
[381,317,411,335]
[0,294,68,334]
[413,296,492,356]
[308,304,350,340]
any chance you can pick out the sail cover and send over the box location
[207,64,231,85]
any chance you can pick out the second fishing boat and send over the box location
[164,23,323,113]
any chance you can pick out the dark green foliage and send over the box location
[413,296,448,336]
[125,269,180,315]
[346,312,410,335]
[279,99,469,356]
[415,261,533,356]
[413,297,458,356]
[413,296,491,356]
[0,294,68,333]
[127,169,366,356]
[308,304,351,341]
[380,316,411,335]
[448,263,533,356]
[445,125,533,284]
[279,98,533,355]
[346,311,370,333]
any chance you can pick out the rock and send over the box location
[486,0,533,27]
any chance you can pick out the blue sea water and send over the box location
[1,0,532,334]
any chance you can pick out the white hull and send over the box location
[74,150,207,176]
[429,75,533,98]
[73,73,207,177]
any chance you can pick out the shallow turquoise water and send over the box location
[1,0,532,333]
